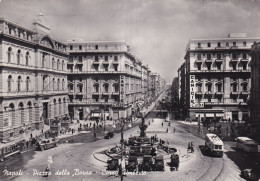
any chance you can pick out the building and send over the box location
[179,33,260,122]
[171,77,179,99]
[0,16,69,141]
[67,39,148,121]
[249,42,260,139]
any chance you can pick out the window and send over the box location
[17,76,21,92]
[217,54,221,60]
[207,54,211,59]
[94,84,99,93]
[216,63,221,70]
[217,84,222,92]
[207,84,212,92]
[104,84,109,92]
[105,45,108,49]
[8,75,12,92]
[62,79,65,90]
[217,42,221,47]
[8,47,12,63]
[57,79,60,91]
[243,42,246,47]
[233,84,237,92]
[217,96,222,103]
[114,84,119,92]
[62,60,64,70]
[197,54,201,60]
[114,65,118,71]
[57,59,60,70]
[198,43,201,48]
[197,64,201,70]
[95,56,99,62]
[207,42,211,47]
[114,56,118,61]
[208,97,211,102]
[242,53,247,59]
[79,56,82,62]
[207,64,211,70]
[26,76,30,91]
[242,63,247,70]
[17,50,21,65]
[232,64,236,70]
[226,42,229,47]
[79,45,82,50]
[53,78,55,90]
[232,53,237,59]
[70,45,73,50]
[105,55,108,61]
[104,65,108,71]
[242,84,247,91]
[42,54,45,67]
[95,45,98,49]
[197,84,202,92]
[52,58,55,69]
[233,42,236,46]
[25,52,29,66]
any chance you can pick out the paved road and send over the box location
[0,116,247,181]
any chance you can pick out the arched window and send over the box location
[103,83,109,92]
[52,58,55,69]
[226,42,229,47]
[17,49,21,65]
[93,84,99,93]
[62,79,65,90]
[26,76,30,91]
[8,75,12,92]
[57,78,60,91]
[42,53,45,67]
[9,103,15,127]
[18,102,24,125]
[17,76,22,92]
[25,52,29,66]
[7,47,12,63]
[58,98,62,115]
[57,59,60,70]
[27,101,33,125]
[62,60,64,70]
[53,78,55,90]
[53,99,57,117]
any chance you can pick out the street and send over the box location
[0,103,256,181]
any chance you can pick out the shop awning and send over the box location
[205,113,214,117]
[196,113,205,118]
[216,113,225,117]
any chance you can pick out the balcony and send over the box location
[195,91,203,95]
[240,58,249,62]
[215,91,224,95]
[241,91,249,95]
[215,47,226,50]
[230,46,238,49]
[195,59,203,63]
[102,61,109,65]
[195,47,203,50]
[93,61,100,65]
[230,91,240,95]
[76,92,84,95]
[76,61,83,65]
[92,92,100,95]
[112,92,119,95]
[205,91,214,95]
[102,92,110,95]
[68,91,74,95]
[205,59,213,63]
[204,102,224,105]
[215,59,223,63]
[112,61,119,64]
[68,61,74,65]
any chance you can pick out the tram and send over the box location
[0,140,25,161]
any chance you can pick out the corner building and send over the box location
[181,33,260,122]
[0,17,69,141]
[67,40,147,120]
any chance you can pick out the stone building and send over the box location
[66,39,148,120]
[0,16,68,141]
[179,33,260,122]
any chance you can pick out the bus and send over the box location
[235,137,258,153]
[205,133,224,157]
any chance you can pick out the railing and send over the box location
[190,69,250,73]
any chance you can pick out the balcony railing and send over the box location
[230,46,238,49]
[190,69,250,73]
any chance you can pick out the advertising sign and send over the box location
[190,75,204,108]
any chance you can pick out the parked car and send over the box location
[139,155,153,172]
[153,155,164,171]
[241,169,257,180]
[169,153,179,171]
[37,138,58,151]
[104,131,114,139]
[107,156,120,170]
[126,156,138,172]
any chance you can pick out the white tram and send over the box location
[205,133,224,157]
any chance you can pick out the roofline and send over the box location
[0,17,34,33]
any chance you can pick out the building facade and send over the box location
[249,42,260,139]
[67,40,148,120]
[179,33,260,122]
[0,16,69,141]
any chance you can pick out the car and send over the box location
[139,155,153,172]
[169,153,179,171]
[241,169,257,180]
[104,131,114,139]
[107,156,120,170]
[153,155,164,171]
[125,156,138,172]
[37,138,58,151]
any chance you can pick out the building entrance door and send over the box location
[43,103,48,119]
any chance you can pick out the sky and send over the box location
[1,0,260,83]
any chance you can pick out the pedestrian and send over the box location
[90,122,92,127]
[72,129,74,135]
[174,127,176,133]
[30,133,33,138]
[80,123,82,128]
[161,122,164,127]
[166,128,168,133]
[26,141,29,148]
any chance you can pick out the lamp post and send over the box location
[112,117,132,181]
